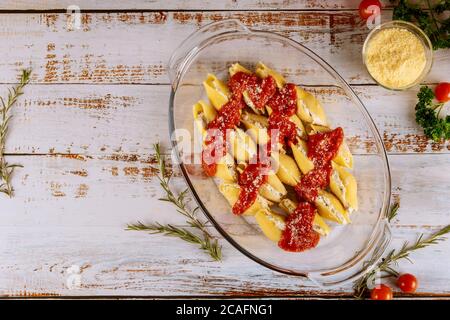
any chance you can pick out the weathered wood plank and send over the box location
[0,11,447,85]
[0,152,448,299]
[2,153,448,227]
[1,224,449,297]
[0,152,449,296]
[4,84,448,155]
[0,0,371,11]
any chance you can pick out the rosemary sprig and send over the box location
[0,69,31,197]
[387,202,400,223]
[353,224,450,298]
[126,143,222,261]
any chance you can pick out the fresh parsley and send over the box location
[415,86,450,141]
[391,0,450,50]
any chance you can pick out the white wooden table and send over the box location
[0,0,449,298]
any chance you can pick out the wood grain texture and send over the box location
[2,225,449,297]
[0,0,374,11]
[4,84,448,155]
[0,11,447,85]
[0,154,449,296]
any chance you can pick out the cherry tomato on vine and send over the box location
[435,82,450,103]
[397,273,418,293]
[370,284,393,300]
[359,0,382,20]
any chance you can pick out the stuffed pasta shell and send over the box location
[315,189,350,225]
[236,163,287,203]
[290,138,315,174]
[307,124,353,168]
[193,100,237,182]
[329,162,358,212]
[241,111,270,145]
[218,183,272,216]
[274,153,302,187]
[296,87,328,126]
[255,210,286,242]
[255,62,286,89]
[203,74,230,110]
[279,198,330,236]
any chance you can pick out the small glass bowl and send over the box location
[362,20,433,90]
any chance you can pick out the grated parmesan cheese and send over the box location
[365,27,426,89]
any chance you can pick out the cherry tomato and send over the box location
[397,273,418,293]
[359,0,382,20]
[370,284,393,300]
[435,82,450,103]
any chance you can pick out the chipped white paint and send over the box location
[4,84,448,155]
[0,154,449,296]
[0,11,447,84]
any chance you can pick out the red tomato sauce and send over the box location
[268,113,297,147]
[307,127,344,165]
[266,83,298,147]
[293,128,343,201]
[283,127,344,252]
[294,163,332,203]
[267,83,297,117]
[278,202,320,252]
[201,72,277,176]
[232,162,269,215]
[228,72,277,110]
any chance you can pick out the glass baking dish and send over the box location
[168,19,391,287]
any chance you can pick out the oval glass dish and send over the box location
[168,19,392,287]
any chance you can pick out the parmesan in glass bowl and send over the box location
[362,20,433,90]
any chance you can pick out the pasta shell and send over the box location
[255,62,286,88]
[290,139,315,174]
[228,128,258,163]
[329,162,358,212]
[315,190,350,225]
[218,183,271,216]
[333,140,353,168]
[274,153,301,186]
[192,100,217,123]
[241,111,270,145]
[289,114,307,140]
[229,63,252,76]
[255,210,285,242]
[259,171,287,202]
[215,154,237,182]
[236,163,287,203]
[266,106,307,141]
[203,73,230,110]
[296,87,327,126]
[279,198,330,236]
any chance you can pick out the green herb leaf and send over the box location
[391,0,450,50]
[415,86,449,142]
[387,202,400,223]
[0,69,31,197]
[353,224,450,299]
